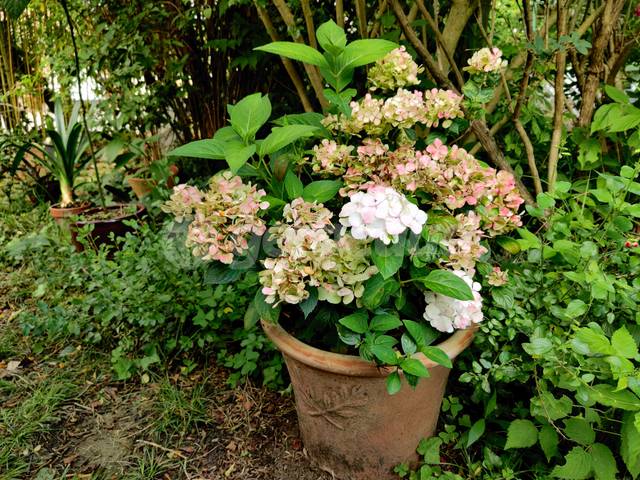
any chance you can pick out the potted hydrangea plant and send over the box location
[163,22,522,479]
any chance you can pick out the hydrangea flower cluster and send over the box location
[162,172,269,264]
[259,200,378,306]
[368,46,423,91]
[465,47,507,74]
[443,212,488,272]
[487,266,508,286]
[339,186,428,244]
[423,271,483,332]
[323,88,463,136]
[310,139,353,177]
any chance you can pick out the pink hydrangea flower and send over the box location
[465,47,507,74]
[368,46,423,91]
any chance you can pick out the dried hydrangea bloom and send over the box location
[487,266,508,286]
[162,184,204,222]
[310,140,353,177]
[423,270,483,333]
[368,46,423,91]
[390,140,524,234]
[443,212,488,272]
[163,172,269,264]
[465,47,507,74]
[339,186,428,245]
[323,89,463,136]
[260,200,377,306]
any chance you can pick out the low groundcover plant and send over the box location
[163,22,524,394]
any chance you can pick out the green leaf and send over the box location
[371,344,398,365]
[539,424,559,461]
[505,419,538,449]
[400,358,429,378]
[591,443,618,480]
[253,290,280,323]
[563,418,595,446]
[204,263,243,285]
[228,93,271,142]
[612,326,639,359]
[284,170,304,200]
[422,270,473,301]
[338,39,398,70]
[371,235,405,279]
[466,419,485,447]
[386,371,402,395]
[403,319,438,347]
[417,437,442,464]
[622,412,640,478]
[316,20,347,54]
[421,346,452,369]
[302,180,342,203]
[551,447,593,479]
[573,327,613,355]
[338,311,369,334]
[361,274,400,310]
[299,288,318,319]
[243,302,259,329]
[537,192,556,209]
[3,0,31,19]
[565,299,588,318]
[259,125,318,156]
[370,313,402,332]
[255,42,328,68]
[604,85,630,104]
[523,337,554,355]
[167,139,225,159]
[591,384,640,411]
[531,392,573,421]
[401,333,417,355]
[223,141,256,173]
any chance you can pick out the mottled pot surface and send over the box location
[262,320,476,480]
[70,204,145,252]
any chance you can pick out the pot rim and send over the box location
[261,319,477,378]
[73,203,145,226]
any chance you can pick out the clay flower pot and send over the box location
[261,319,476,480]
[49,203,91,226]
[127,177,154,199]
[70,203,145,252]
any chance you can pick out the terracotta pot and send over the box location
[261,320,476,480]
[127,177,154,199]
[49,203,91,226]
[127,165,179,199]
[70,204,145,252]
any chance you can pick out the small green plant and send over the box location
[15,99,91,206]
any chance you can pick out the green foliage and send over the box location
[9,219,282,387]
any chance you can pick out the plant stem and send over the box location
[60,0,106,208]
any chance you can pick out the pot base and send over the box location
[262,320,476,480]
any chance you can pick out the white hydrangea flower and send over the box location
[339,186,428,244]
[423,270,483,333]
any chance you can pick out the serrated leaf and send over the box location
[422,270,473,301]
[523,337,554,355]
[338,311,369,334]
[371,344,398,365]
[622,412,640,478]
[401,333,417,355]
[361,274,399,310]
[539,424,559,461]
[531,392,573,421]
[563,417,595,446]
[339,39,398,69]
[370,313,402,332]
[403,319,438,347]
[386,371,401,395]
[591,443,618,480]
[400,358,429,378]
[505,419,538,449]
[591,384,640,411]
[612,326,639,359]
[551,447,592,479]
[574,328,613,356]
